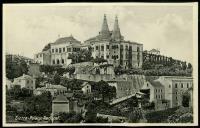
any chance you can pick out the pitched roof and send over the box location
[65,93,74,98]
[81,82,90,87]
[148,80,164,88]
[15,74,33,80]
[46,84,67,89]
[53,95,69,103]
[53,36,80,45]
[149,49,160,52]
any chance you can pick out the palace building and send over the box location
[34,14,143,69]
[84,15,143,69]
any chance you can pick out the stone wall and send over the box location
[52,102,70,114]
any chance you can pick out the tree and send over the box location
[68,49,93,64]
[23,91,52,117]
[96,80,116,102]
[128,108,143,123]
[6,56,29,79]
[53,73,61,85]
[187,63,192,69]
[92,57,107,64]
[85,102,97,123]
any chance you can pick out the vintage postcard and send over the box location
[3,2,198,126]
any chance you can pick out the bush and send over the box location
[145,107,178,123]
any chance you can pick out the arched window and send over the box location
[62,59,64,64]
[57,59,60,64]
[52,60,55,64]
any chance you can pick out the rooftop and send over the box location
[52,35,80,45]
[53,95,69,103]
[15,74,33,80]
[148,80,164,88]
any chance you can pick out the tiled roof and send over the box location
[46,84,67,89]
[53,36,80,45]
[53,95,69,103]
[15,74,33,80]
[81,82,89,87]
[149,49,159,52]
[148,80,164,88]
[65,93,74,98]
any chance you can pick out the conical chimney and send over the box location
[111,15,122,41]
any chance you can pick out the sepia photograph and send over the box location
[2,2,198,126]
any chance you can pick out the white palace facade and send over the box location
[34,14,143,69]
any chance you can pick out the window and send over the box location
[96,46,98,50]
[67,48,71,52]
[52,60,55,64]
[176,96,177,100]
[187,83,189,88]
[57,59,60,64]
[161,89,162,92]
[56,48,58,53]
[36,55,38,58]
[181,83,183,88]
[62,59,64,64]
[27,80,29,84]
[137,47,140,52]
[147,83,149,87]
[107,55,109,59]
[59,48,61,53]
[101,46,104,51]
[52,49,54,53]
[106,45,109,49]
[155,89,157,92]
[63,48,65,52]
[169,85,171,88]
[175,83,178,88]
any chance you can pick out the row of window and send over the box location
[174,83,190,89]
[51,47,80,53]
[155,94,163,99]
[94,45,140,51]
[52,59,65,64]
[18,79,33,84]
[36,54,42,58]
[155,89,163,93]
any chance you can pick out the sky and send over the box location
[3,4,196,64]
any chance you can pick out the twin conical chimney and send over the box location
[100,14,122,41]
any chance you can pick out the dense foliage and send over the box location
[58,112,83,123]
[145,107,179,123]
[60,78,84,90]
[128,107,144,123]
[6,88,52,117]
[68,49,93,64]
[39,65,75,76]
[90,80,116,102]
[6,56,29,79]
[114,63,192,76]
